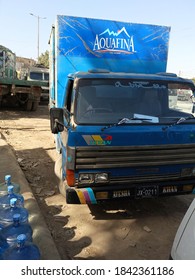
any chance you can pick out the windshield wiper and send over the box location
[162,116,195,131]
[101,117,152,131]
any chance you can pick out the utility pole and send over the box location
[30,13,46,61]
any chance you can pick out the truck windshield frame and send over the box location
[74,78,195,125]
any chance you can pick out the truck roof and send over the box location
[29,66,49,73]
[69,70,195,86]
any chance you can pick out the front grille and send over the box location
[75,143,195,169]
[109,173,180,184]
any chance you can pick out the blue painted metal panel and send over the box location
[49,26,55,106]
[50,15,170,107]
[68,124,195,147]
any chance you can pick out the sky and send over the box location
[0,0,195,77]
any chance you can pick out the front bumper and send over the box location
[64,179,195,204]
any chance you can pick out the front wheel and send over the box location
[59,180,67,198]
[54,154,66,198]
[31,101,39,111]
[24,100,33,111]
[54,154,62,180]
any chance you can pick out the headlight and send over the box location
[95,173,109,183]
[192,168,195,176]
[78,174,94,184]
[78,173,109,184]
[181,167,195,177]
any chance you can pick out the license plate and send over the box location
[136,185,159,198]
[113,190,131,198]
[96,192,108,200]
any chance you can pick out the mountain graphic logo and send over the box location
[93,26,135,54]
[99,27,131,38]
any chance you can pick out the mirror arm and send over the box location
[55,119,67,131]
[63,108,73,124]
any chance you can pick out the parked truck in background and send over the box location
[0,45,48,110]
[27,64,49,102]
[49,15,195,204]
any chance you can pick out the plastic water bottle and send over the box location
[0,213,33,247]
[0,175,20,196]
[0,198,29,228]
[0,185,24,209]
[2,234,41,260]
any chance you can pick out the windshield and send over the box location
[75,78,195,125]
[29,72,43,80]
[29,71,49,81]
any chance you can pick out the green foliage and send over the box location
[38,50,49,68]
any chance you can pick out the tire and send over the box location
[59,180,67,198]
[54,154,66,198]
[25,100,33,111]
[31,101,39,111]
[54,154,62,180]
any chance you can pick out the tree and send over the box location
[38,50,49,68]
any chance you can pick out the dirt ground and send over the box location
[0,104,194,260]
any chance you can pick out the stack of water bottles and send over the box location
[0,174,41,260]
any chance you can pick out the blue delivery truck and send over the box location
[49,15,195,204]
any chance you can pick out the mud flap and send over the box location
[66,187,97,204]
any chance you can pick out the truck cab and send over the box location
[50,70,195,204]
[27,65,49,101]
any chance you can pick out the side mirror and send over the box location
[192,104,195,114]
[50,108,64,134]
[191,92,195,113]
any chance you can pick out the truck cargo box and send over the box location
[49,15,170,107]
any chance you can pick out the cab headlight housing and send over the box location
[181,167,195,177]
[192,168,195,176]
[95,173,109,183]
[78,173,109,185]
[78,174,94,184]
